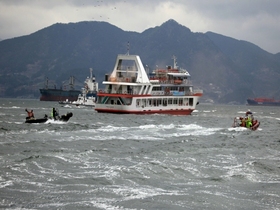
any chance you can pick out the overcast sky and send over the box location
[0,0,279,53]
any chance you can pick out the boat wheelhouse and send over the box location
[95,54,203,115]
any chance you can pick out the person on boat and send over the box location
[245,109,254,120]
[237,117,245,127]
[51,107,59,120]
[245,117,252,128]
[246,109,253,116]
[25,108,34,119]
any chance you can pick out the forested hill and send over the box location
[0,19,279,104]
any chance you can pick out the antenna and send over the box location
[172,55,177,69]
[45,77,49,89]
[89,68,93,79]
[69,76,75,90]
[126,41,130,55]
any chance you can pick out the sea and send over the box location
[0,98,279,210]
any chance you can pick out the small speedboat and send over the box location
[25,117,48,124]
[25,112,73,123]
[56,112,73,122]
[232,116,260,131]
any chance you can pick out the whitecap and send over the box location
[0,180,13,188]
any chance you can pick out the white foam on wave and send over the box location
[228,127,248,131]
[139,124,157,129]
[200,109,217,113]
[0,180,13,188]
[176,124,222,136]
[45,119,68,124]
[97,125,129,132]
[0,105,21,109]
[263,115,280,121]
[93,123,223,140]
[139,124,175,130]
[50,122,225,142]
[2,129,30,135]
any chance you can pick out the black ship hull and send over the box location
[247,98,280,106]
[39,89,81,102]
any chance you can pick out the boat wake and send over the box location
[45,119,69,124]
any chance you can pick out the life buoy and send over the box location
[99,90,103,93]
[124,91,127,94]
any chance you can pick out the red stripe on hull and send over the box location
[193,93,203,96]
[95,108,194,115]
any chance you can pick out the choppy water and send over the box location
[0,98,280,210]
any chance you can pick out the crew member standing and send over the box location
[25,109,35,119]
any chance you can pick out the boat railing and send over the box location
[109,76,137,83]
[149,78,192,85]
[193,89,203,94]
[116,65,137,72]
[99,89,203,96]
[108,76,193,85]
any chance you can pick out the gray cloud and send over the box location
[0,0,279,53]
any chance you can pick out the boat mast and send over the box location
[172,55,178,69]
[126,41,130,55]
[69,76,75,90]
[89,68,93,79]
[45,77,49,89]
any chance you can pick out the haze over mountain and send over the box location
[0,19,279,104]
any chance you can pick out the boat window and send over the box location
[152,87,161,91]
[126,98,132,105]
[168,98,173,104]
[189,98,193,106]
[179,98,183,105]
[142,99,147,107]
[127,85,132,94]
[163,98,167,106]
[174,99,178,104]
[153,99,158,106]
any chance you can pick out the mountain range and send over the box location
[0,19,279,104]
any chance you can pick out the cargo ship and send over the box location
[247,97,280,106]
[39,76,81,101]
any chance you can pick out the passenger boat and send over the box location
[95,54,203,115]
[247,97,280,106]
